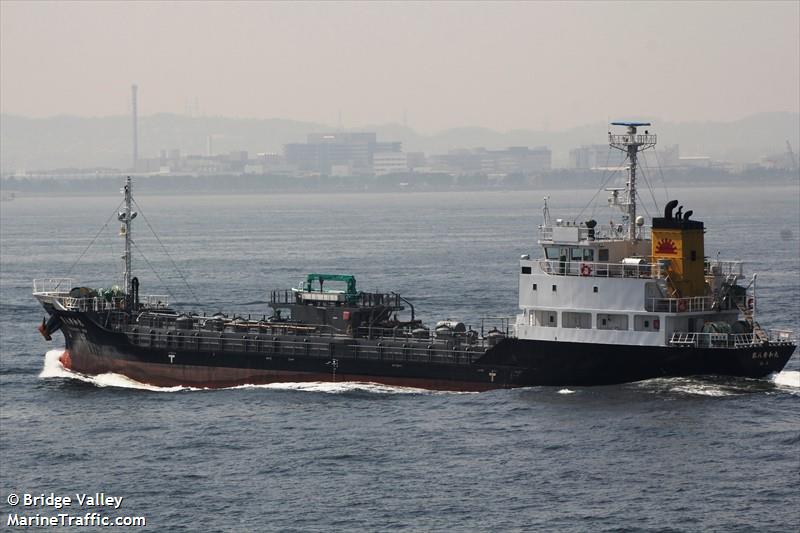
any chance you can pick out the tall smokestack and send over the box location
[131,84,139,170]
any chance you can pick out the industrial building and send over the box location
[284,132,402,175]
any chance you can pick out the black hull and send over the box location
[46,310,796,391]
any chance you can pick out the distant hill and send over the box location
[2,112,798,172]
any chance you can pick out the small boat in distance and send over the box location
[33,122,796,390]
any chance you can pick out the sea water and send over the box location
[1,185,798,531]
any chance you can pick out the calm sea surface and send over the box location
[1,184,798,532]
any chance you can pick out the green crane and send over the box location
[304,273,358,300]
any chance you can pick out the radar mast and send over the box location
[609,122,656,240]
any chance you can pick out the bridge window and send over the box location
[597,313,628,330]
[545,247,560,259]
[583,249,595,261]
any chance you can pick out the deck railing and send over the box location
[704,260,743,278]
[609,133,657,146]
[646,296,715,313]
[125,329,486,366]
[669,329,795,348]
[270,289,402,309]
[143,295,170,308]
[49,294,170,312]
[59,296,128,312]
[32,278,76,295]
[537,259,664,279]
[538,225,652,243]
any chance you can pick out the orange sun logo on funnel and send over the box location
[655,238,678,254]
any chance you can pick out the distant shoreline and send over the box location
[1,176,797,199]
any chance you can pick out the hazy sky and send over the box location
[1,1,798,132]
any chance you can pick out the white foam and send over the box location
[39,349,76,380]
[557,388,575,394]
[636,377,734,397]
[772,370,800,389]
[669,383,732,397]
[40,349,196,392]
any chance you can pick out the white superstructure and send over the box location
[513,123,784,349]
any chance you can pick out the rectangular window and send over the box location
[593,286,598,293]
[532,283,537,291]
[583,249,595,261]
[533,310,558,327]
[545,247,560,260]
[563,312,592,329]
[690,250,697,261]
[521,266,532,274]
[597,313,628,330]
[569,248,584,275]
[634,315,659,332]
[599,249,609,261]
[552,285,557,292]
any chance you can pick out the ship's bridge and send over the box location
[538,220,651,244]
[537,217,653,271]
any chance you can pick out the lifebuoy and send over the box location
[747,298,754,310]
[580,264,592,277]
[677,299,687,312]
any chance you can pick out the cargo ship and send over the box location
[34,123,796,390]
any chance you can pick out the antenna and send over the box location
[542,196,551,227]
[609,122,657,240]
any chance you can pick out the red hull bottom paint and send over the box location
[65,351,503,392]
[59,350,73,370]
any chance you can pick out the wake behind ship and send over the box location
[34,123,796,390]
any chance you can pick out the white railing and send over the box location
[33,278,76,295]
[537,259,664,279]
[59,296,127,312]
[52,294,169,312]
[144,295,170,308]
[771,329,795,343]
[609,133,657,146]
[646,296,714,313]
[297,291,346,303]
[669,329,795,348]
[705,260,743,278]
[538,225,652,243]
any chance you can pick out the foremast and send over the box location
[118,176,137,305]
[609,122,657,241]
